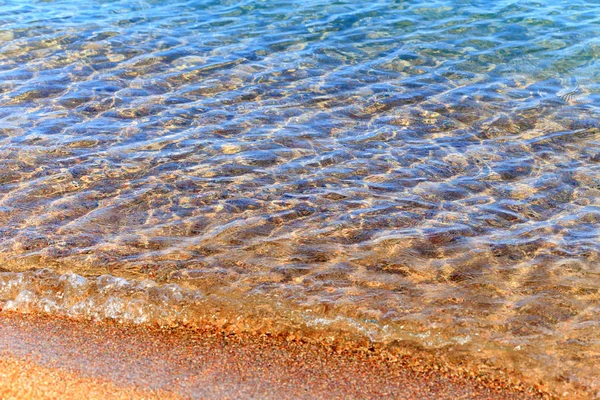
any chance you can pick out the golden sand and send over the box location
[0,312,549,399]
[0,357,177,400]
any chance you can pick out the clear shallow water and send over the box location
[0,0,599,395]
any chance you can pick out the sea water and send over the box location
[0,0,599,395]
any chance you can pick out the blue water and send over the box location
[0,0,599,396]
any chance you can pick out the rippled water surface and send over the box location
[0,0,599,395]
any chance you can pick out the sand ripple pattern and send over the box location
[0,0,599,395]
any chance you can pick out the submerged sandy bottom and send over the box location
[0,312,548,400]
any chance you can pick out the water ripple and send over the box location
[0,0,599,396]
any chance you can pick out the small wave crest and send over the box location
[0,269,202,326]
[0,268,386,342]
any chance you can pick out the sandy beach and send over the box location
[0,312,550,399]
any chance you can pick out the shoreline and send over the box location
[0,311,550,399]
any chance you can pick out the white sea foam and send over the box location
[0,269,200,327]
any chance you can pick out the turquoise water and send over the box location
[0,0,599,395]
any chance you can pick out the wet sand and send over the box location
[0,312,549,399]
